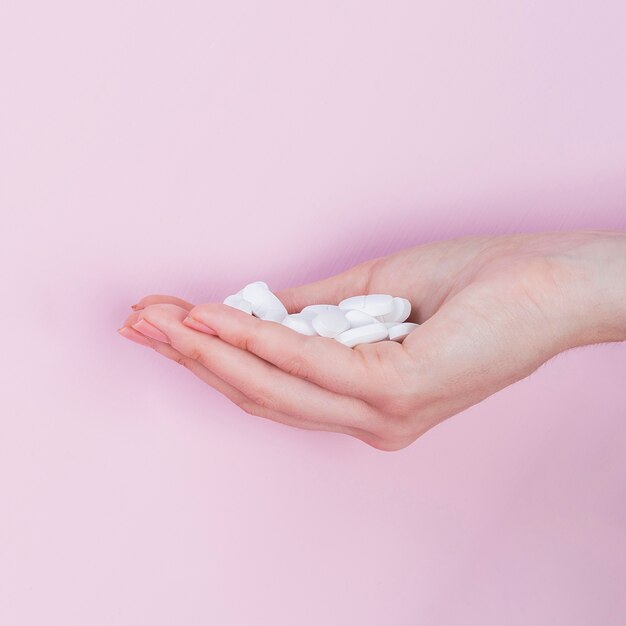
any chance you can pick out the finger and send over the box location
[152,340,377,441]
[275,258,379,313]
[183,303,371,398]
[119,310,364,437]
[131,294,195,311]
[137,304,383,434]
[120,308,391,447]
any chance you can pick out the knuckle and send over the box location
[228,319,262,353]
[238,399,261,417]
[175,354,192,370]
[369,438,413,452]
[279,337,310,379]
[240,331,259,353]
[187,347,205,364]
[371,382,415,416]
[370,412,416,451]
[279,350,309,378]
[387,389,418,416]
[244,385,277,412]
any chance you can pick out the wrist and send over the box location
[551,231,626,348]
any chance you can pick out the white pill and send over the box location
[223,294,253,314]
[299,304,341,319]
[241,281,270,304]
[377,297,411,323]
[258,307,288,322]
[345,309,378,328]
[312,310,350,338]
[241,281,288,322]
[335,323,389,348]
[281,313,317,336]
[388,322,419,342]
[338,294,394,317]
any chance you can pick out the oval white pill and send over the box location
[312,310,350,338]
[338,294,394,317]
[377,297,411,323]
[334,323,388,348]
[258,309,286,322]
[345,309,378,328]
[388,322,419,342]
[241,281,288,322]
[299,304,340,319]
[281,313,317,336]
[241,281,271,304]
[223,294,253,314]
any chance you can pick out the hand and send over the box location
[119,231,626,451]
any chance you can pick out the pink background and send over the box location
[1,1,625,624]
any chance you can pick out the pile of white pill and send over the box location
[223,281,418,348]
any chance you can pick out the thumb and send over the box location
[275,259,378,313]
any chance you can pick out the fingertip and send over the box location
[118,325,152,347]
[132,294,195,312]
[141,302,191,319]
[183,315,218,335]
[131,319,170,343]
[135,303,193,343]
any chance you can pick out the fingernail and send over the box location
[183,316,217,335]
[131,319,170,343]
[130,303,142,311]
[118,326,151,346]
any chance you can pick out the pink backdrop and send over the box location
[1,1,625,624]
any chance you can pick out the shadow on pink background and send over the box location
[1,1,625,625]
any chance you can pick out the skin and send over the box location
[119,230,626,451]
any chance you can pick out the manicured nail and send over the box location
[183,316,217,335]
[118,326,152,346]
[131,319,170,343]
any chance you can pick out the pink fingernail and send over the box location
[118,326,151,346]
[183,316,217,335]
[131,319,170,343]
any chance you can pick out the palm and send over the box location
[279,234,575,435]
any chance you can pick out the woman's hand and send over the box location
[119,231,626,451]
